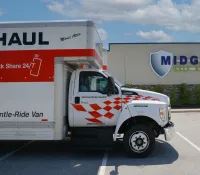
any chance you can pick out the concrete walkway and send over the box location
[171,108,200,113]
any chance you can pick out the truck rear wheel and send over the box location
[123,124,155,158]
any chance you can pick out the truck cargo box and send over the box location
[0,20,104,140]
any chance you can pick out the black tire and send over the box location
[123,124,155,158]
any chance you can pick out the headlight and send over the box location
[159,108,167,121]
[167,96,171,107]
[168,106,171,120]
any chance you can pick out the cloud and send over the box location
[45,0,200,33]
[47,1,65,14]
[97,28,108,41]
[45,0,152,22]
[136,30,174,42]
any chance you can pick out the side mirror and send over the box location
[107,76,115,96]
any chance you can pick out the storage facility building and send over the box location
[107,43,200,86]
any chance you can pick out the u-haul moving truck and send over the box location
[0,20,175,157]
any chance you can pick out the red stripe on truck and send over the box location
[0,49,102,83]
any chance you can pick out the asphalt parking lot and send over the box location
[0,112,200,175]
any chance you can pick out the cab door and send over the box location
[72,70,121,127]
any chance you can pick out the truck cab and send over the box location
[64,67,174,158]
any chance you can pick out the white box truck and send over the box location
[0,20,175,158]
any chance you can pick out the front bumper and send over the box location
[163,121,175,141]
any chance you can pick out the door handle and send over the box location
[75,97,80,104]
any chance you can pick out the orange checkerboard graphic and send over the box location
[72,95,160,123]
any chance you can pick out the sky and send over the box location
[1,0,200,49]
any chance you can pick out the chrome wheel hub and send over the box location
[129,131,149,153]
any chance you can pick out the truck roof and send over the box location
[0,19,95,28]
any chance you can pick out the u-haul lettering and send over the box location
[0,32,49,46]
[0,26,87,51]
[0,111,44,118]
[0,63,32,69]
[6,64,21,69]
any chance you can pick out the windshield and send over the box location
[102,71,124,87]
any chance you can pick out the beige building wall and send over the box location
[107,43,200,85]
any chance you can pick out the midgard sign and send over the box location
[150,50,200,78]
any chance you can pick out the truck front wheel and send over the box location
[123,124,155,158]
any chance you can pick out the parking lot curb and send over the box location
[171,109,200,113]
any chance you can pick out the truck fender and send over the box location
[113,105,132,141]
[114,102,164,141]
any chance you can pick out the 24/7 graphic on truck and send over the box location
[0,54,42,76]
[0,52,52,82]
[30,55,42,76]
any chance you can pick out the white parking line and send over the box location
[0,141,33,162]
[176,132,200,152]
[98,150,108,175]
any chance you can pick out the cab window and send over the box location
[79,71,119,94]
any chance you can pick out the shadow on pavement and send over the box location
[108,139,179,175]
[0,139,178,175]
[0,140,104,175]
